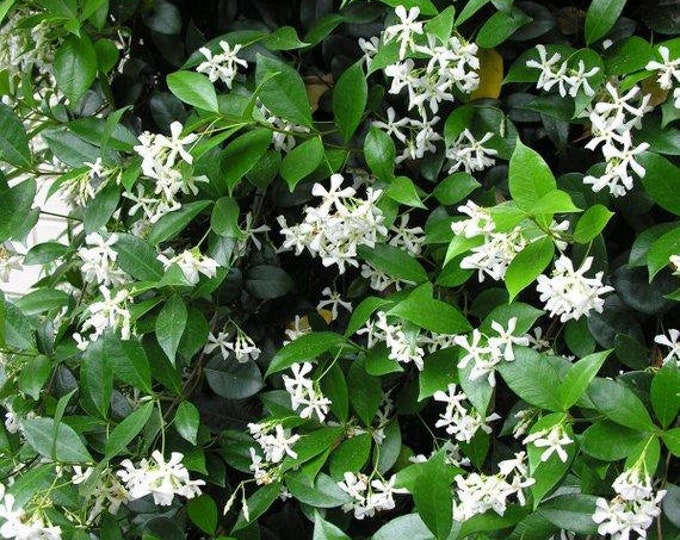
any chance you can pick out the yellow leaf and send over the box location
[305,74,333,113]
[471,48,504,101]
[641,77,669,107]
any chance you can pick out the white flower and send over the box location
[460,228,526,283]
[372,107,410,143]
[488,317,530,361]
[450,200,495,239]
[117,451,204,506]
[157,248,219,285]
[592,469,666,540]
[78,232,129,287]
[527,45,599,98]
[523,424,573,463]
[196,41,248,87]
[526,45,564,91]
[374,312,425,370]
[282,362,332,422]
[383,5,424,60]
[446,129,498,174]
[454,329,503,386]
[253,424,300,463]
[645,45,680,90]
[433,384,499,443]
[536,255,614,322]
[317,287,352,321]
[77,286,132,349]
[283,315,311,344]
[388,214,425,256]
[654,328,680,366]
[337,472,406,520]
[358,36,380,68]
[0,245,23,282]
[670,254,680,275]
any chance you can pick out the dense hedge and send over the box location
[0,0,679,539]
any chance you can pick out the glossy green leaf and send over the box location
[155,295,187,364]
[585,0,626,45]
[505,236,554,301]
[559,350,611,409]
[266,332,349,376]
[587,377,656,431]
[333,61,367,141]
[167,71,219,112]
[54,34,97,102]
[280,136,325,190]
[104,401,154,458]
[0,103,31,168]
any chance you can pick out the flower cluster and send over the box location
[0,245,23,283]
[72,466,129,523]
[536,255,614,322]
[451,200,528,282]
[453,452,535,521]
[282,362,333,422]
[124,121,202,224]
[446,129,498,174]
[278,174,387,273]
[523,423,574,463]
[0,484,61,540]
[583,83,652,197]
[433,383,499,443]
[371,6,481,164]
[117,451,204,506]
[526,44,600,98]
[74,286,132,350]
[454,318,530,386]
[204,329,261,363]
[248,423,300,485]
[337,472,407,520]
[592,468,666,540]
[196,41,247,87]
[157,248,219,285]
[77,231,129,287]
[646,45,680,108]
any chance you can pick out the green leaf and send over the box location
[537,494,599,534]
[574,204,614,243]
[188,495,218,535]
[23,242,71,265]
[143,0,181,34]
[54,34,97,102]
[232,483,281,532]
[84,182,120,233]
[174,401,200,445]
[509,140,557,212]
[329,433,372,478]
[0,103,31,168]
[444,106,474,146]
[532,190,581,215]
[497,347,563,411]
[313,512,350,540]
[347,358,382,426]
[647,226,680,280]
[220,129,272,193]
[413,459,453,540]
[358,244,428,284]
[385,176,426,208]
[364,126,396,181]
[425,6,455,42]
[419,348,458,400]
[104,401,154,458]
[280,428,344,473]
[333,61,367,141]
[155,295,187,365]
[559,350,611,409]
[433,173,480,206]
[285,472,351,508]
[19,355,51,400]
[256,53,312,127]
[205,357,264,400]
[167,71,219,112]
[81,337,114,418]
[105,334,153,394]
[581,420,648,461]
[505,237,554,301]
[378,0,438,16]
[388,282,471,334]
[345,296,394,337]
[651,362,680,429]
[587,378,656,431]
[321,362,348,422]
[245,265,294,299]
[638,152,680,216]
[147,200,211,245]
[13,289,69,316]
[663,428,680,456]
[476,8,532,49]
[280,136,325,190]
[263,26,309,50]
[211,196,241,237]
[0,177,36,243]
[372,514,433,540]
[23,417,93,463]
[267,332,349,376]
[585,0,626,45]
